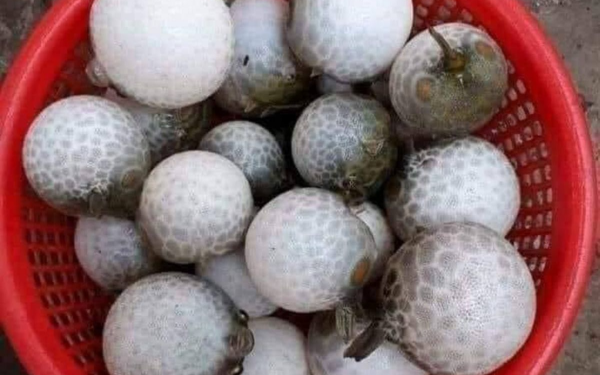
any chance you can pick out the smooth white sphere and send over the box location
[91,0,234,109]
[75,216,161,291]
[197,250,278,318]
[244,318,310,375]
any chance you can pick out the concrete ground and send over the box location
[0,0,599,374]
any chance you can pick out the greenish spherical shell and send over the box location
[390,23,508,138]
[292,94,398,201]
[214,0,311,117]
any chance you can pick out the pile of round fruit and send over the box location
[22,0,537,374]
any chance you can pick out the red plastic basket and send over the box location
[0,0,596,375]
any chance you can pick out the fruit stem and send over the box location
[428,27,467,73]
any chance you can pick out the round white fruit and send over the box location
[291,94,397,200]
[214,0,310,117]
[245,188,377,313]
[138,151,254,264]
[385,136,520,240]
[244,318,310,375]
[22,95,151,218]
[350,202,396,282]
[199,121,288,203]
[91,0,233,109]
[197,250,278,318]
[376,222,536,375]
[307,312,427,375]
[75,216,161,291]
[103,273,254,375]
[287,0,413,83]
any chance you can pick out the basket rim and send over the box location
[0,1,596,375]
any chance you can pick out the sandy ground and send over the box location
[0,0,599,374]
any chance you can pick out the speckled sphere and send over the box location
[138,151,254,264]
[214,0,310,117]
[75,216,161,291]
[103,273,254,375]
[245,188,377,313]
[375,223,536,375]
[317,75,354,95]
[385,136,520,240]
[22,96,151,218]
[287,0,413,83]
[244,318,310,375]
[197,250,278,318]
[390,23,508,137]
[199,121,288,203]
[350,202,396,282]
[91,0,233,109]
[307,312,427,375]
[105,89,212,165]
[292,94,397,200]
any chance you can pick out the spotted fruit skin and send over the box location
[245,188,377,313]
[214,0,310,117]
[287,0,413,83]
[199,121,288,203]
[384,136,520,241]
[390,23,508,137]
[105,89,212,165]
[379,223,536,375]
[138,151,254,264]
[307,312,427,375]
[197,249,278,318]
[22,96,151,218]
[91,0,233,109]
[292,94,397,201]
[244,318,310,375]
[103,273,253,375]
[75,216,161,291]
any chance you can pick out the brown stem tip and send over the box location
[428,26,467,73]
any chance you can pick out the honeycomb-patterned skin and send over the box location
[22,96,151,218]
[286,0,413,83]
[103,273,254,375]
[385,136,520,241]
[378,223,536,375]
[138,151,254,264]
[390,23,508,137]
[199,121,288,204]
[292,94,398,200]
[245,188,377,312]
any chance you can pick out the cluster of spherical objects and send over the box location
[20,0,538,375]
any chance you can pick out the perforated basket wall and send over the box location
[0,1,595,375]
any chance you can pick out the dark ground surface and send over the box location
[1,0,599,374]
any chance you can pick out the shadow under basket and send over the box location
[0,1,596,375]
